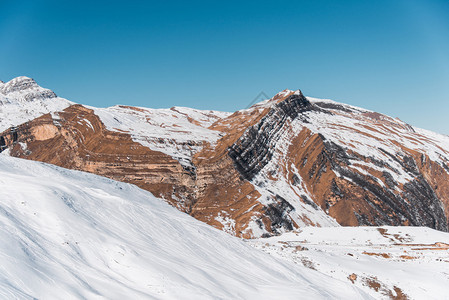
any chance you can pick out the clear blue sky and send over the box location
[1,0,448,134]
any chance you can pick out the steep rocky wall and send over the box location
[285,132,448,231]
[224,92,449,233]
[228,91,314,180]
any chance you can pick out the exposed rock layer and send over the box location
[1,86,449,237]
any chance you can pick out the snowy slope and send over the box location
[305,95,449,180]
[92,105,231,165]
[0,155,369,299]
[250,226,449,299]
[0,77,72,131]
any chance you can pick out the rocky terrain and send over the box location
[1,76,449,238]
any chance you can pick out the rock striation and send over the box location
[1,78,449,237]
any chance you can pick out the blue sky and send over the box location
[1,0,448,134]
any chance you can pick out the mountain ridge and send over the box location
[1,76,449,238]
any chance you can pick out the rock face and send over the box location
[228,91,314,180]
[1,77,449,237]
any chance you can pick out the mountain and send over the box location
[2,76,449,298]
[1,77,449,238]
[0,154,369,299]
[0,76,72,131]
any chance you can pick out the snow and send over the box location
[251,128,340,232]
[214,212,236,235]
[2,78,449,298]
[250,226,449,299]
[0,155,369,299]
[304,96,449,180]
[0,77,72,132]
[91,105,231,165]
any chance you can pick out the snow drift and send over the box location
[0,155,368,299]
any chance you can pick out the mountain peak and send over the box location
[272,89,304,103]
[0,76,72,131]
[1,76,38,93]
[0,76,57,101]
[247,89,304,111]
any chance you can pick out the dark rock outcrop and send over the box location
[228,92,313,180]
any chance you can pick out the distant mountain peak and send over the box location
[0,76,72,131]
[1,76,38,92]
[0,76,57,101]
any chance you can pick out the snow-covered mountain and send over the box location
[1,76,449,299]
[0,155,369,299]
[1,77,449,239]
[0,76,72,131]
